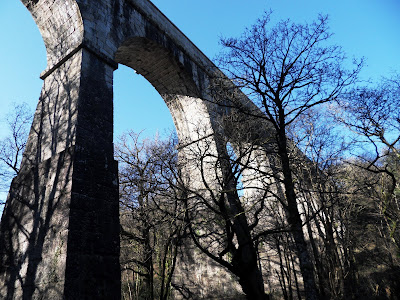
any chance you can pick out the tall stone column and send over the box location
[0,45,121,299]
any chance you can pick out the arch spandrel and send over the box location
[115,37,200,98]
[21,0,84,71]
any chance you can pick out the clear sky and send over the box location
[0,0,399,140]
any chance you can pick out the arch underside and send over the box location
[115,37,199,98]
[0,1,277,299]
[115,36,218,149]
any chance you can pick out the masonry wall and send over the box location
[0,0,267,298]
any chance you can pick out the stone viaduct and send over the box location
[0,0,269,299]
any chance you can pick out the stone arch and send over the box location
[114,36,216,149]
[0,1,271,299]
[111,21,249,300]
[115,37,200,97]
[20,0,83,70]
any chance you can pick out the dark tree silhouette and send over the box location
[215,12,362,300]
[0,103,32,207]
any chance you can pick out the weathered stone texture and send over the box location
[22,49,82,165]
[0,44,120,298]
[0,0,274,299]
[0,149,73,299]
[24,0,84,70]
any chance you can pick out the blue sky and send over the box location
[0,0,399,140]
[0,0,399,204]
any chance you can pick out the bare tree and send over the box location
[116,131,184,300]
[288,108,357,299]
[339,74,400,248]
[0,103,32,207]
[336,155,400,299]
[214,12,363,300]
[173,126,276,299]
[335,74,400,298]
[115,131,267,299]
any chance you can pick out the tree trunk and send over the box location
[227,195,268,299]
[277,133,319,300]
[223,161,268,300]
[235,257,269,300]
